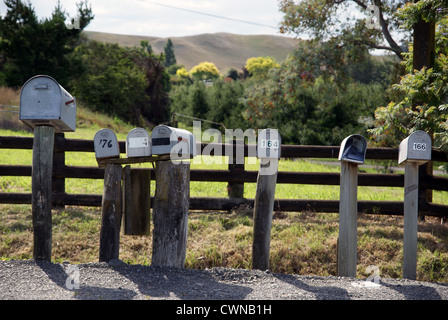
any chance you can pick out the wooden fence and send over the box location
[1,134,448,217]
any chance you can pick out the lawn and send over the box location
[0,112,448,283]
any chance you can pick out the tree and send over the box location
[189,62,220,80]
[369,5,448,152]
[278,0,409,60]
[0,0,93,87]
[164,38,177,67]
[245,56,280,79]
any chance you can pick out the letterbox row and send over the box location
[94,126,283,161]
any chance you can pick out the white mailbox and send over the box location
[257,129,281,159]
[19,75,76,132]
[151,125,197,159]
[398,130,431,165]
[338,134,367,164]
[94,129,120,160]
[126,128,151,158]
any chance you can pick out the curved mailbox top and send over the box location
[19,75,76,132]
[338,134,367,164]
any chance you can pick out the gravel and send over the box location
[0,259,447,300]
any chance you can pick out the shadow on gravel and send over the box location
[274,274,351,300]
[381,282,444,300]
[36,261,138,300]
[114,265,253,300]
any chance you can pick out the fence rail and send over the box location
[1,135,448,217]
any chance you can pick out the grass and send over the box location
[1,94,448,283]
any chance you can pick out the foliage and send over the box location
[368,11,448,151]
[72,41,170,126]
[189,62,221,80]
[0,0,93,88]
[169,79,246,130]
[164,38,177,67]
[244,56,280,79]
[278,0,409,60]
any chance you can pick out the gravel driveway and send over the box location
[1,259,447,301]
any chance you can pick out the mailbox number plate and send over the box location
[129,137,149,148]
[413,143,427,151]
[261,139,279,149]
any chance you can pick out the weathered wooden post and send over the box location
[122,166,151,235]
[122,128,152,235]
[19,75,76,261]
[94,129,122,262]
[252,129,281,271]
[337,134,367,277]
[398,130,432,280]
[150,125,196,267]
[31,126,55,261]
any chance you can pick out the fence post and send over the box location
[99,163,123,262]
[152,160,190,268]
[32,126,55,261]
[228,139,244,198]
[53,132,65,209]
[122,166,151,235]
[252,158,278,270]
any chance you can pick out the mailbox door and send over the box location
[127,128,151,157]
[20,76,61,120]
[338,135,367,164]
[94,129,120,159]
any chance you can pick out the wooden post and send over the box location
[403,161,419,280]
[152,161,190,268]
[32,126,55,261]
[252,158,278,270]
[337,162,358,277]
[99,163,123,262]
[122,166,151,235]
[52,132,65,209]
[228,139,244,198]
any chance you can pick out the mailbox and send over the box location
[151,125,196,158]
[19,75,76,132]
[126,128,151,158]
[398,130,431,165]
[338,134,367,164]
[94,129,120,160]
[257,129,281,159]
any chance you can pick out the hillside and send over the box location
[83,31,298,72]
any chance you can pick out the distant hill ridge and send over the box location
[83,31,298,72]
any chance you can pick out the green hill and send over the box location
[83,31,298,72]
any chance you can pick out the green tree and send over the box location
[164,38,177,67]
[278,0,408,60]
[369,3,448,151]
[0,0,93,87]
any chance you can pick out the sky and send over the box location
[0,0,288,38]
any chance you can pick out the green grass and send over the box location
[1,110,448,283]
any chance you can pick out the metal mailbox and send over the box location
[151,125,197,158]
[257,128,281,159]
[19,75,76,132]
[126,128,151,158]
[338,134,367,164]
[94,129,120,160]
[398,130,431,165]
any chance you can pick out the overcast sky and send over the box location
[0,0,288,38]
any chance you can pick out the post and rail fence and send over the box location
[1,134,448,217]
